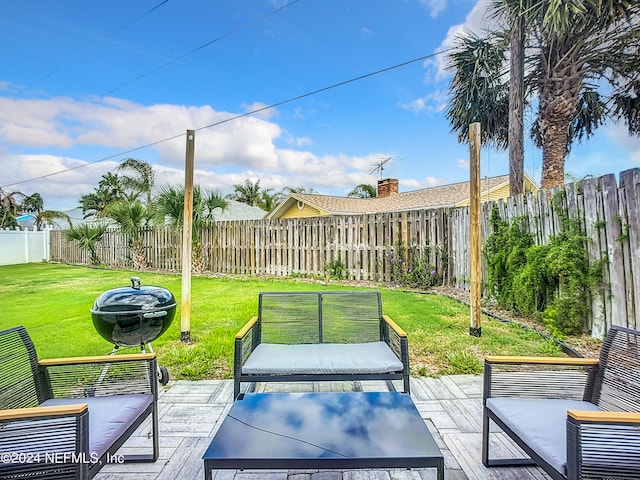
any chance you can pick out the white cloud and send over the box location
[401,176,446,189]
[418,0,448,18]
[242,101,278,120]
[604,122,640,163]
[0,94,391,210]
[428,0,494,80]
[458,158,470,170]
[398,90,448,113]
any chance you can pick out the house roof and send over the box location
[268,174,530,219]
[214,200,267,221]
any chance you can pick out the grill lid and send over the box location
[90,276,177,315]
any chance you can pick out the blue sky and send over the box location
[1,0,639,211]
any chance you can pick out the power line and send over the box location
[1,48,453,190]
[102,0,302,96]
[107,0,170,39]
[46,0,171,78]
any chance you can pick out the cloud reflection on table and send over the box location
[205,392,437,460]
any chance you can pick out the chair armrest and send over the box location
[484,356,598,401]
[568,410,640,424]
[0,404,89,471]
[486,356,598,366]
[0,403,87,421]
[39,352,156,366]
[567,410,640,478]
[39,354,158,399]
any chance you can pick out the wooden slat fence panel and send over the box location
[49,169,639,336]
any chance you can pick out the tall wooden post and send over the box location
[180,130,195,343]
[469,122,482,337]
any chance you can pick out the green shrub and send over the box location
[483,197,603,336]
[323,254,345,280]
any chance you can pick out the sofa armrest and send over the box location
[484,356,599,401]
[235,316,259,341]
[39,354,158,399]
[234,317,260,378]
[567,410,640,479]
[382,314,407,338]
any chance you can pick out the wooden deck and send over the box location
[95,376,550,480]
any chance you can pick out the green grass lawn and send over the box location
[0,263,565,380]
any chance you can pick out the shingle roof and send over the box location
[284,175,511,215]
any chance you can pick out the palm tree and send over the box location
[105,200,151,269]
[80,172,125,218]
[229,179,262,206]
[494,0,526,195]
[282,186,316,195]
[21,193,71,230]
[117,158,155,208]
[446,33,510,149]
[0,188,24,228]
[257,191,284,212]
[65,224,108,265]
[347,184,377,198]
[154,185,227,272]
[446,0,640,189]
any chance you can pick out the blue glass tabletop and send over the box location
[203,391,443,476]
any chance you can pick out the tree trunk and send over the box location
[509,16,525,196]
[537,38,582,190]
[538,93,573,189]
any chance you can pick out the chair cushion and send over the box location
[242,341,403,375]
[41,394,153,459]
[486,397,602,474]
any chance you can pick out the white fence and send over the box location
[0,228,51,265]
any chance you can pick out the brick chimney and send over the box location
[377,178,398,198]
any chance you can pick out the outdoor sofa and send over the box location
[483,324,640,479]
[0,325,159,480]
[233,290,410,399]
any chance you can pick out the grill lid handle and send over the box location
[130,276,142,290]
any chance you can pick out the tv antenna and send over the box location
[369,157,392,178]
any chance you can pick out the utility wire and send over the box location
[46,0,171,78]
[102,0,302,96]
[107,0,170,38]
[1,47,453,190]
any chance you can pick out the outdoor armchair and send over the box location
[0,325,159,480]
[482,325,640,480]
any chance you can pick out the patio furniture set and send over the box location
[2,290,640,480]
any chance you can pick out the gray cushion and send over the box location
[41,394,153,459]
[242,341,403,375]
[486,397,602,474]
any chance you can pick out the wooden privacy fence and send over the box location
[50,209,449,283]
[50,168,640,336]
[449,168,640,335]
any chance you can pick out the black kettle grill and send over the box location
[90,276,176,385]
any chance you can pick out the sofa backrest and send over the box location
[258,291,383,344]
[591,325,640,412]
[0,326,48,409]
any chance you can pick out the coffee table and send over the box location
[202,391,444,480]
